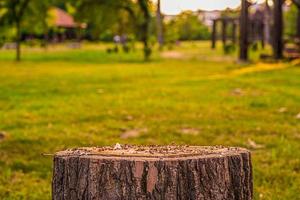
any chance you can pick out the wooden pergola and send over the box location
[211,17,239,49]
[212,0,300,61]
[239,0,300,61]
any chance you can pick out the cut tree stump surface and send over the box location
[53,145,253,200]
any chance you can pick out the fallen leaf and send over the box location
[47,123,53,129]
[231,88,244,96]
[294,133,300,139]
[180,128,200,136]
[247,139,264,149]
[0,131,7,141]
[278,107,287,113]
[296,113,300,119]
[120,128,148,139]
[124,115,133,121]
[97,89,104,94]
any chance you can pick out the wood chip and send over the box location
[114,143,122,150]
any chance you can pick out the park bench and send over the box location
[284,44,300,60]
[67,42,81,49]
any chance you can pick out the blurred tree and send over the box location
[165,11,210,42]
[76,0,136,40]
[292,0,300,38]
[285,4,297,38]
[156,0,164,50]
[24,0,54,48]
[76,0,152,60]
[0,0,31,61]
[137,0,152,60]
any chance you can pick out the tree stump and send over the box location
[52,145,253,200]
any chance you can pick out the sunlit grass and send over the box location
[0,41,299,199]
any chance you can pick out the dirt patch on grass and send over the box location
[161,51,186,59]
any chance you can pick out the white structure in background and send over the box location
[197,10,221,27]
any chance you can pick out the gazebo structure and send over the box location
[240,0,300,60]
[211,17,239,49]
[49,7,86,42]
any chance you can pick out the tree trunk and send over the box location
[42,15,49,50]
[156,0,164,50]
[264,0,272,44]
[138,0,151,61]
[273,0,284,59]
[52,145,253,200]
[239,0,250,61]
[16,21,21,61]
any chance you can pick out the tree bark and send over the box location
[52,145,253,200]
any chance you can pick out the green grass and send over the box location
[0,41,299,199]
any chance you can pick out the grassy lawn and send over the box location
[0,41,299,199]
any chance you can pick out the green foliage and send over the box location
[223,43,236,54]
[285,4,298,37]
[76,0,137,40]
[164,11,210,43]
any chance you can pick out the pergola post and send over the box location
[222,19,228,46]
[260,23,265,49]
[212,19,217,49]
[232,21,237,44]
[239,0,250,61]
[273,0,284,59]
